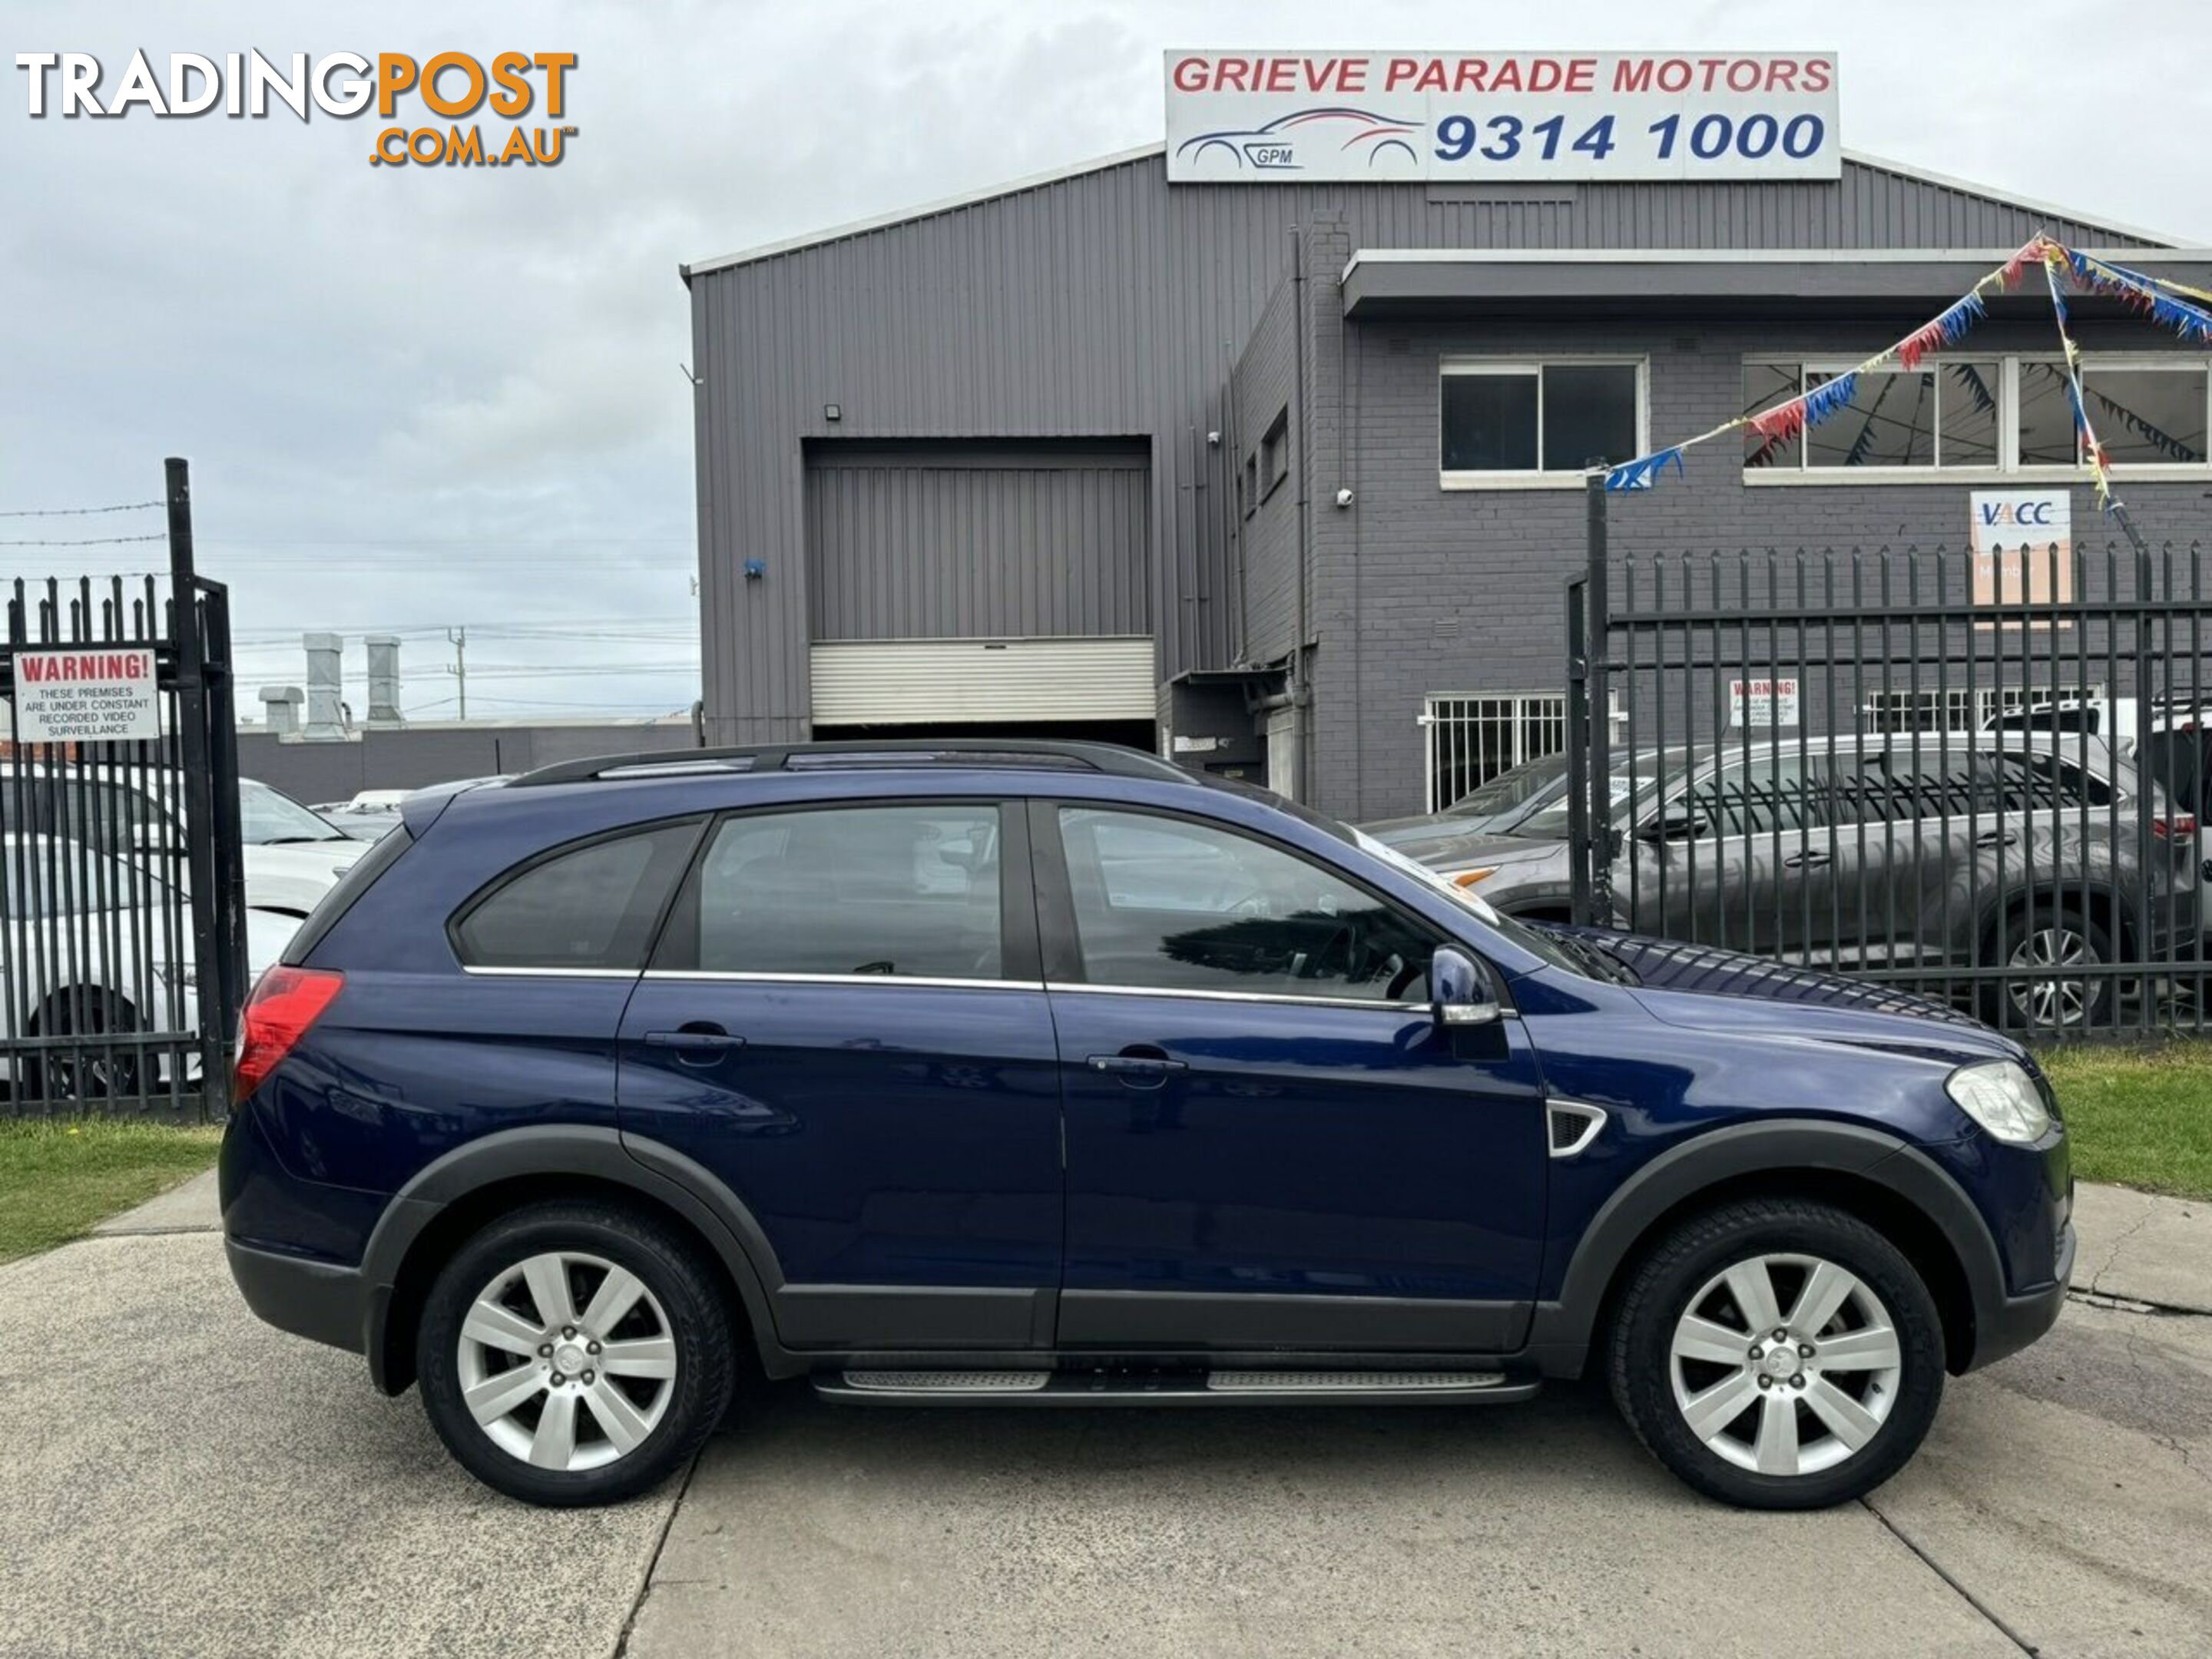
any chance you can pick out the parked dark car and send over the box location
[1419,733,2198,1028]
[224,740,2071,1512]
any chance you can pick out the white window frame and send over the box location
[1439,356,1650,492]
[1858,684,2104,735]
[1743,353,2212,486]
[1417,691,1569,813]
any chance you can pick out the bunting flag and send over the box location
[1601,233,2058,491]
[1598,230,2205,508]
[2037,247,2120,508]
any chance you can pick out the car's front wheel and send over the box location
[417,1201,736,1506]
[1608,1198,1945,1509]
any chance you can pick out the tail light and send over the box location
[231,965,345,1104]
[2153,813,2197,841]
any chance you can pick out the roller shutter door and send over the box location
[810,637,1156,724]
[803,442,1154,727]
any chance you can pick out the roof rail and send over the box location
[508,737,1193,789]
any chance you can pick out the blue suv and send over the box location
[221,740,2073,1509]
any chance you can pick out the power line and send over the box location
[0,499,162,518]
[0,532,168,548]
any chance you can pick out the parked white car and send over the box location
[237,778,371,916]
[0,765,366,919]
[1,833,294,1099]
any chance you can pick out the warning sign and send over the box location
[11,648,161,743]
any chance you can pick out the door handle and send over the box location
[644,1025,746,1067]
[1087,1051,1187,1089]
[1975,830,2019,849]
[1783,851,1832,869]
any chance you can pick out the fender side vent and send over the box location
[1548,1100,1608,1158]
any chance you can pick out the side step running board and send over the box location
[818,1367,1538,1407]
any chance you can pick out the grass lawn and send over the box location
[0,1119,222,1264]
[2038,1042,2212,1200]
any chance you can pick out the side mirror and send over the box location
[1639,809,1709,844]
[1430,945,1502,1028]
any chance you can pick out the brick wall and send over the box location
[1299,284,2212,822]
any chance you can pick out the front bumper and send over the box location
[226,1238,369,1357]
[1969,1216,2075,1371]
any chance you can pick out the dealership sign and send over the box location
[1971,490,2073,619]
[9,648,161,743]
[1165,51,1839,184]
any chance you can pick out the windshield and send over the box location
[240,780,351,844]
[1444,753,1571,822]
[1349,828,1594,979]
[1510,747,1695,841]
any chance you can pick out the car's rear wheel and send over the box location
[1608,1198,1945,1509]
[417,1201,735,1506]
[1980,904,2114,1031]
[28,992,142,1103]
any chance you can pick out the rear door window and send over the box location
[451,821,702,970]
[664,803,1006,980]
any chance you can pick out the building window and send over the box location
[1440,359,1643,480]
[1260,407,1290,498]
[1858,684,2100,735]
[1746,356,2210,478]
[1743,359,2000,470]
[1242,450,1259,518]
[1419,692,1568,813]
[2018,360,2208,467]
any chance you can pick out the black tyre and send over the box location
[417,1201,736,1507]
[1608,1198,1945,1510]
[1979,903,2114,1031]
[28,991,142,1104]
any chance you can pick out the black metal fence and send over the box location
[1567,522,2212,1038]
[0,460,248,1118]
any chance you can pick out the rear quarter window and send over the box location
[449,820,702,971]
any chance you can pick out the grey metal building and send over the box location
[683,143,2211,821]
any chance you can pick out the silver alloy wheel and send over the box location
[455,1250,677,1472]
[2006,926,2095,1027]
[1667,1252,1902,1477]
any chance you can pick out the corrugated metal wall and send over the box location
[690,149,2161,742]
[805,442,1148,641]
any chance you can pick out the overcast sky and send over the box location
[5,1,2207,727]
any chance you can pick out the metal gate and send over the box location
[1567,475,2212,1037]
[0,460,247,1118]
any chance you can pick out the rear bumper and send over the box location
[225,1238,369,1358]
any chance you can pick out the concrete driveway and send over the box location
[5,1178,2207,1659]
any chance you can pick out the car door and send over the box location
[615,797,1065,1351]
[1036,800,1548,1353]
[1625,753,1845,960]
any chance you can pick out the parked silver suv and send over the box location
[1409,733,2199,1028]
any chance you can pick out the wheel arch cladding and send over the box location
[361,1126,782,1395]
[1531,1121,2001,1379]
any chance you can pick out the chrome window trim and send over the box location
[641,969,1040,992]
[1044,980,1443,1015]
[459,965,642,980]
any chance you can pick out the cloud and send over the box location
[5,0,2207,725]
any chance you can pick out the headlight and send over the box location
[1945,1060,2052,1144]
[1450,866,1498,889]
